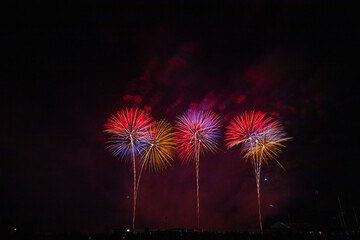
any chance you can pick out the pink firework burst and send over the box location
[175,109,222,163]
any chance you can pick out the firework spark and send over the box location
[175,109,221,229]
[104,108,153,231]
[225,111,290,234]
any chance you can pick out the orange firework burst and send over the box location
[243,122,291,169]
[141,119,177,172]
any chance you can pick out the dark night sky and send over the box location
[2,0,359,234]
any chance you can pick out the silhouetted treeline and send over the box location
[2,229,360,240]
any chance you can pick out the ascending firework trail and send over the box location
[175,109,221,230]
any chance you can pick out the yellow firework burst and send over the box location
[141,119,177,171]
[243,123,291,168]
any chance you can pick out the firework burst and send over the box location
[225,111,290,234]
[175,109,221,229]
[104,108,153,231]
[243,123,291,169]
[141,119,177,172]
[225,110,272,149]
[176,110,222,163]
[135,120,177,202]
[105,108,153,159]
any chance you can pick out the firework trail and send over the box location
[175,109,221,229]
[104,108,153,231]
[225,111,290,234]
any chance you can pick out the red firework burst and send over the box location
[225,110,273,149]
